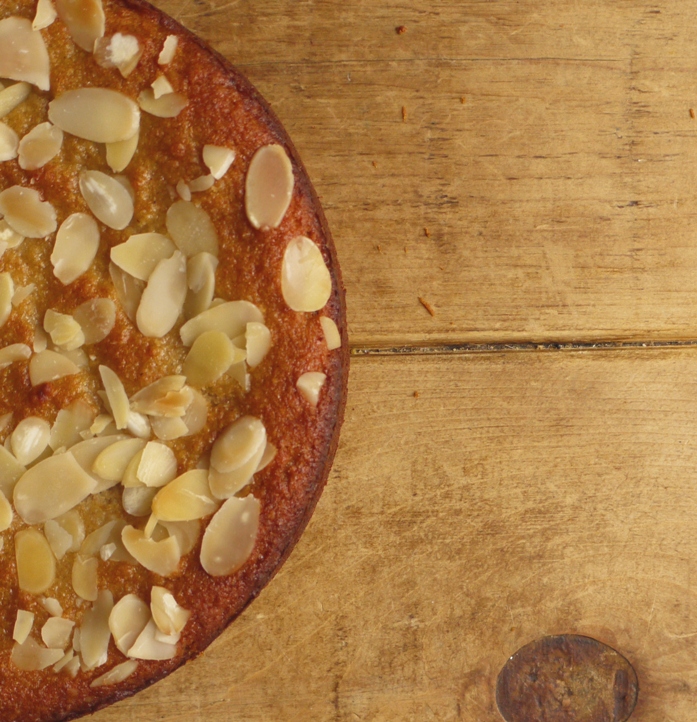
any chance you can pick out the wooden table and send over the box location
[98,1,697,719]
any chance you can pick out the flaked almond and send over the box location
[13,610,34,644]
[111,233,175,281]
[49,88,140,143]
[122,485,157,517]
[151,587,190,636]
[161,519,199,555]
[0,186,56,238]
[0,446,26,498]
[91,659,139,687]
[210,416,266,474]
[99,365,130,430]
[80,590,113,670]
[11,416,50,465]
[245,322,271,367]
[127,410,151,439]
[13,452,97,524]
[245,144,294,230]
[227,359,249,393]
[18,122,62,170]
[71,435,129,492]
[44,519,73,561]
[41,597,63,617]
[29,349,80,385]
[127,618,177,660]
[200,495,260,576]
[0,273,14,328]
[42,617,74,649]
[15,528,55,593]
[89,413,114,437]
[33,326,48,353]
[55,509,84,552]
[151,416,188,441]
[108,594,149,655]
[11,637,63,670]
[297,371,327,406]
[158,35,178,65]
[184,251,218,319]
[44,309,85,351]
[0,342,31,370]
[320,316,341,350]
[176,180,191,202]
[55,0,104,51]
[0,489,12,531]
[0,218,24,248]
[0,82,31,120]
[121,526,180,576]
[282,235,332,312]
[62,655,80,677]
[106,130,139,173]
[53,649,74,673]
[0,122,19,161]
[73,298,115,344]
[257,440,278,473]
[181,388,208,436]
[129,375,186,415]
[0,411,12,436]
[33,0,57,30]
[93,437,146,482]
[208,441,265,500]
[81,520,131,561]
[79,170,134,230]
[152,469,218,521]
[0,17,50,91]
[180,300,263,346]
[94,33,141,78]
[183,330,240,387]
[136,250,187,338]
[138,88,188,118]
[12,284,35,307]
[151,75,174,99]
[109,262,144,322]
[166,200,218,257]
[203,145,235,180]
[188,174,214,193]
[137,441,177,487]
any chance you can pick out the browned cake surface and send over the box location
[0,1,348,719]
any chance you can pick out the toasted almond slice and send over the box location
[256,440,277,473]
[137,89,188,118]
[11,637,64,670]
[181,388,207,436]
[122,526,180,576]
[33,325,48,353]
[0,82,31,120]
[245,322,271,367]
[109,262,144,322]
[151,587,190,636]
[227,359,249,393]
[0,218,24,248]
[129,375,185,414]
[18,122,62,170]
[0,489,12,531]
[210,416,266,474]
[111,233,175,281]
[127,618,177,660]
[79,170,134,231]
[122,485,157,516]
[0,122,19,161]
[0,186,56,238]
[137,442,177,488]
[73,298,115,344]
[98,365,130,430]
[188,174,214,193]
[200,495,260,576]
[150,416,188,441]
[42,617,74,649]
[180,300,263,346]
[0,446,26,498]
[41,597,63,617]
[136,251,187,338]
[63,655,80,676]
[184,251,218,319]
[203,145,235,180]
[297,371,327,406]
[81,520,129,558]
[55,509,84,552]
[93,33,141,78]
[80,591,113,670]
[160,520,199,555]
[0,411,11,437]
[143,513,158,539]
[13,452,97,524]
[15,528,55,593]
[55,0,105,51]
[12,284,35,307]
[44,309,85,351]
[91,659,139,688]
[89,413,114,436]
[151,75,174,99]
[208,441,265,500]
[53,649,74,673]
[29,350,80,385]
[108,594,149,655]
[33,0,57,29]
[126,410,151,439]
[320,316,341,350]
[282,236,332,312]
[245,144,294,230]
[13,610,34,644]
[158,35,178,65]
[11,416,50,466]
[0,273,13,328]
[165,200,218,258]
[0,342,31,370]
[49,88,140,143]
[93,437,146,482]
[44,519,73,560]
[71,435,129,492]
[152,470,218,521]
[183,330,240,387]
[176,180,191,202]
[0,17,50,91]
[106,129,139,172]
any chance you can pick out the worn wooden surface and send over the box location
[94,0,697,720]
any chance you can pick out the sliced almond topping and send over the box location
[0,82,32,120]
[55,0,105,50]
[151,416,188,441]
[165,200,218,257]
[91,659,139,688]
[15,528,55,593]
[210,416,266,474]
[49,88,140,143]
[137,441,177,487]
[188,174,215,193]
[12,284,35,307]
[93,33,141,78]
[0,186,57,238]
[127,618,177,660]
[71,435,129,492]
[136,250,187,338]
[320,316,341,350]
[122,485,157,517]
[111,233,176,281]
[0,411,12,436]
[143,513,158,539]
[0,218,24,248]
[93,437,146,482]
[137,89,188,118]
[80,590,113,670]
[41,597,63,617]
[0,122,19,161]
[55,509,85,552]
[126,410,151,439]
[245,322,271,367]
[151,587,190,635]
[89,413,114,437]
[181,388,208,437]
[53,649,75,673]
[13,610,34,644]
[44,519,73,560]
[184,251,218,319]
[158,35,179,65]
[108,594,149,655]
[183,330,240,387]
[98,365,130,430]
[180,300,263,346]
[42,617,75,649]
[151,75,174,99]
[176,180,191,202]
[0,489,12,531]
[29,349,80,385]
[121,526,180,576]
[282,236,332,312]
[63,655,80,677]
[0,17,50,91]
[0,342,31,370]
[245,144,294,230]
[33,326,48,353]
[129,375,186,415]
[297,372,327,406]
[203,145,235,180]
[152,469,218,521]
[208,441,265,500]
[79,170,134,231]
[18,122,63,170]
[257,440,277,473]
[106,129,139,173]
[200,495,260,577]
[80,520,131,561]
[109,262,144,322]
[161,519,199,555]
[73,298,116,344]
[0,273,14,329]
[44,309,85,351]
[0,446,26,498]
[11,637,64,670]
[11,416,50,465]
[33,0,57,30]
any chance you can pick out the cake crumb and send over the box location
[372,160,377,168]
[461,96,467,104]
[418,297,435,317]
[690,108,695,119]
[402,106,407,122]
[413,391,420,398]
[396,25,407,35]
[376,244,383,253]
[424,227,430,237]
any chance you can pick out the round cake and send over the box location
[0,1,347,720]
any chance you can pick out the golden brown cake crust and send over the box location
[0,1,348,719]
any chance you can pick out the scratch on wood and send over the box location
[418,297,435,316]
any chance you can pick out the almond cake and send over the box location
[0,0,347,719]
